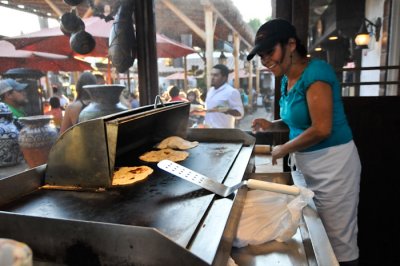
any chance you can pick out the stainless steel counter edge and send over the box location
[0,164,45,206]
[291,170,339,266]
[188,145,255,265]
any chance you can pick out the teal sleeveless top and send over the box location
[279,59,353,152]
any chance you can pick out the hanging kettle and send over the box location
[70,30,96,55]
[60,10,85,36]
[63,0,85,6]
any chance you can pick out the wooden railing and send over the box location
[336,65,400,96]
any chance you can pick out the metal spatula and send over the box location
[157,160,300,197]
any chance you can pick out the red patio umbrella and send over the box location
[6,17,196,58]
[156,34,197,58]
[164,72,195,80]
[0,41,92,73]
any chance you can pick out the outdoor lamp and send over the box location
[355,18,381,48]
[314,45,323,52]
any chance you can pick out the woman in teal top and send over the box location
[280,59,353,152]
[247,19,361,266]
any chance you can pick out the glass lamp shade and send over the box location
[355,33,370,46]
[355,20,370,48]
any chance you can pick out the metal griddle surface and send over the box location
[1,142,242,247]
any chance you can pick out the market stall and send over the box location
[0,102,337,265]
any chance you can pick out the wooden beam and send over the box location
[206,2,253,48]
[161,0,206,42]
[44,0,62,17]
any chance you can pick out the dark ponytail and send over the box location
[295,37,308,57]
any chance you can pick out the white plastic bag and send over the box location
[233,186,314,248]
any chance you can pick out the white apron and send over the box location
[292,140,361,262]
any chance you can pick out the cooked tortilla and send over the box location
[112,166,153,186]
[139,148,189,162]
[157,136,199,150]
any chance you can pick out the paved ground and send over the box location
[237,106,273,131]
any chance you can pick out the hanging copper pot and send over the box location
[63,0,85,6]
[70,30,96,55]
[60,11,85,36]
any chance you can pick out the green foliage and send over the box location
[196,78,207,92]
[248,18,262,33]
[247,16,271,33]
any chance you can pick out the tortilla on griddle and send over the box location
[139,148,189,162]
[112,166,153,186]
[157,136,199,150]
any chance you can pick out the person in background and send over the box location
[249,18,361,266]
[187,88,204,105]
[130,92,140,109]
[168,85,188,102]
[60,72,97,134]
[44,96,63,132]
[0,78,29,120]
[204,64,244,128]
[160,91,171,102]
[119,88,132,109]
[52,86,69,110]
[94,72,106,85]
[238,88,249,113]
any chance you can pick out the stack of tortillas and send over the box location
[139,136,198,163]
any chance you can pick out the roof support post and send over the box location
[247,57,253,111]
[233,32,240,89]
[204,3,214,89]
[134,0,159,105]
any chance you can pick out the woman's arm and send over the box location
[59,107,73,134]
[59,102,81,134]
[271,81,333,164]
[252,118,288,133]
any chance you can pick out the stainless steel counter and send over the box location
[231,172,339,266]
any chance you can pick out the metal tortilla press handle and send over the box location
[246,179,300,196]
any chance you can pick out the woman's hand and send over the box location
[251,118,272,133]
[271,145,288,165]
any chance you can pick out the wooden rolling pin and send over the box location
[254,144,272,154]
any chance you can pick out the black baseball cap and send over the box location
[247,18,297,61]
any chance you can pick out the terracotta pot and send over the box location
[18,115,58,168]
[0,103,22,167]
[78,84,128,122]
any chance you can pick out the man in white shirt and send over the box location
[205,64,244,128]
